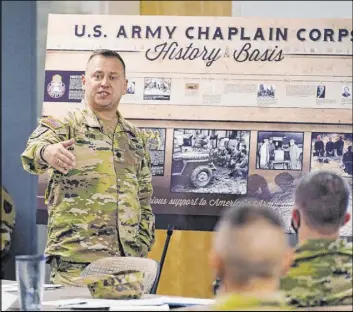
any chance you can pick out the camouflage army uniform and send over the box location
[20,105,155,285]
[75,270,145,299]
[212,293,291,311]
[280,238,353,307]
[1,186,16,258]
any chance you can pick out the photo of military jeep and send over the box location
[172,151,216,188]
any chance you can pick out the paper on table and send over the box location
[43,297,166,309]
[2,283,63,293]
[160,296,215,306]
[1,291,18,311]
[109,304,169,311]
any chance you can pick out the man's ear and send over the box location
[81,74,86,91]
[208,248,222,274]
[280,247,294,277]
[343,212,351,226]
[123,79,128,95]
[292,208,300,225]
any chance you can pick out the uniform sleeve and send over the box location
[20,117,69,175]
[136,136,155,255]
[1,187,16,258]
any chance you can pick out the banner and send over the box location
[37,14,352,236]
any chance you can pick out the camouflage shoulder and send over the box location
[123,117,139,135]
[38,115,68,131]
[1,186,15,228]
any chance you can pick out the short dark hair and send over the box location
[295,171,350,233]
[87,49,126,74]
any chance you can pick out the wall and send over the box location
[232,1,353,18]
[2,1,38,279]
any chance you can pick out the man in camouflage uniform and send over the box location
[280,171,352,307]
[208,203,293,311]
[1,186,16,278]
[21,50,155,286]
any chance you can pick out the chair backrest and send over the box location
[79,257,160,294]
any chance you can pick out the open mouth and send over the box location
[97,91,110,96]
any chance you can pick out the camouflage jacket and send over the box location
[20,105,155,263]
[280,238,353,307]
[212,292,290,311]
[1,186,16,258]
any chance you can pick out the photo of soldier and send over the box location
[257,84,275,98]
[256,131,304,171]
[171,129,250,194]
[143,77,171,100]
[139,127,166,176]
[311,132,353,178]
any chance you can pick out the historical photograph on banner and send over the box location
[257,84,275,98]
[310,132,353,177]
[139,127,166,176]
[256,131,304,171]
[170,128,250,194]
[143,78,171,101]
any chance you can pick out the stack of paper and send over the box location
[42,296,215,310]
[1,291,18,311]
[2,283,63,293]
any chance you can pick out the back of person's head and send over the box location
[210,203,290,288]
[293,171,351,235]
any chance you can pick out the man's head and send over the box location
[82,49,127,112]
[344,87,349,94]
[317,135,321,141]
[289,139,295,146]
[292,171,351,238]
[209,203,291,293]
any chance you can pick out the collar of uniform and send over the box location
[116,110,136,134]
[80,100,135,134]
[294,238,352,259]
[80,101,101,128]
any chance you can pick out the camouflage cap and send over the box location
[74,270,145,300]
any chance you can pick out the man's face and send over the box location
[319,86,324,93]
[344,87,349,93]
[82,55,127,111]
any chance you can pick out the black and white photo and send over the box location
[143,77,171,100]
[311,132,352,177]
[256,131,304,171]
[170,128,251,194]
[316,85,326,98]
[139,127,166,176]
[126,81,135,94]
[257,84,275,98]
[342,86,351,98]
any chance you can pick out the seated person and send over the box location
[208,203,293,311]
[280,171,352,307]
[342,146,353,175]
[1,186,16,278]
